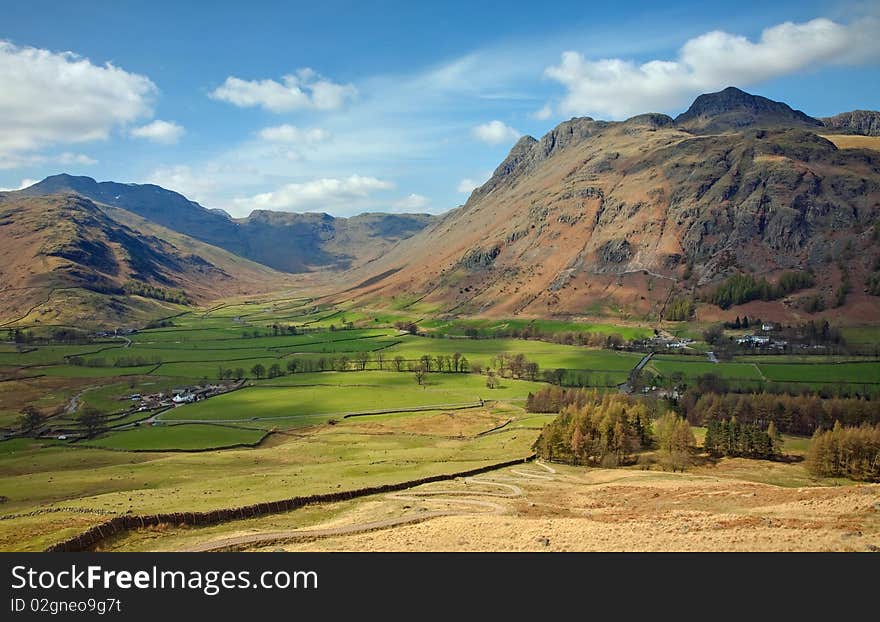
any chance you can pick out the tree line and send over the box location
[703,418,779,459]
[221,351,472,381]
[68,355,162,368]
[679,390,880,436]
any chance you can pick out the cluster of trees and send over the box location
[722,316,758,330]
[218,367,247,380]
[411,353,471,373]
[77,406,109,437]
[703,418,779,459]
[654,411,697,471]
[394,321,419,335]
[247,363,285,379]
[17,406,43,434]
[6,328,93,346]
[268,324,300,336]
[490,353,539,380]
[802,294,826,314]
[806,423,880,482]
[111,356,161,368]
[526,386,602,413]
[665,297,694,321]
[122,281,190,305]
[46,328,90,344]
[679,389,880,436]
[706,271,814,309]
[6,329,34,346]
[533,393,655,467]
[68,356,161,368]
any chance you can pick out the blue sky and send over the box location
[0,0,878,217]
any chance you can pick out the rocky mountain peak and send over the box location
[675,86,821,132]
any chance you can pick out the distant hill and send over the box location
[0,193,282,326]
[821,110,880,136]
[19,175,434,273]
[339,87,880,324]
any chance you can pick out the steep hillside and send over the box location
[19,175,433,273]
[0,193,284,327]
[339,88,880,324]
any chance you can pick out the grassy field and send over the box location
[84,424,268,451]
[0,403,537,550]
[161,371,544,424]
[2,295,879,551]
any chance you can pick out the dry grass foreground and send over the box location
[106,460,880,553]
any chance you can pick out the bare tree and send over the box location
[414,364,427,385]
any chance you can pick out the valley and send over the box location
[1,293,878,552]
[1,86,879,553]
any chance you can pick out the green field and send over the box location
[3,295,879,551]
[757,361,880,385]
[84,423,268,451]
[650,356,763,381]
[161,371,544,424]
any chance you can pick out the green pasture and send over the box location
[84,423,268,451]
[160,371,545,424]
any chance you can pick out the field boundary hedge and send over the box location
[43,455,535,552]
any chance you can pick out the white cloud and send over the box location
[130,120,185,144]
[457,178,479,193]
[532,104,553,120]
[545,17,880,119]
[457,170,493,194]
[0,40,156,162]
[257,124,329,144]
[210,68,357,113]
[233,175,394,215]
[392,193,429,211]
[147,164,225,205]
[471,120,521,145]
[0,178,38,191]
[57,152,97,165]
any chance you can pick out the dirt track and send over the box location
[182,461,880,553]
[184,464,557,552]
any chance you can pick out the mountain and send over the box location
[19,175,433,273]
[233,210,433,272]
[821,110,880,136]
[0,193,283,326]
[339,88,880,324]
[674,86,823,133]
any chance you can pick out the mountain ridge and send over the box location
[336,87,880,324]
[17,174,434,273]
